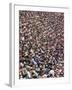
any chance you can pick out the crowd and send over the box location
[19,11,64,79]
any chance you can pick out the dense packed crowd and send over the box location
[19,11,64,79]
